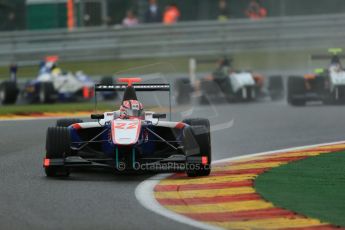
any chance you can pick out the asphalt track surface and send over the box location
[1,101,345,230]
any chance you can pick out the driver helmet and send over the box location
[51,67,62,77]
[120,100,144,118]
[331,55,341,65]
[329,55,342,72]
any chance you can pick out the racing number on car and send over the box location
[114,122,138,129]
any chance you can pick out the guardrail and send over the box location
[1,13,345,66]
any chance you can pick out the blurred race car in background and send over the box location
[0,56,117,105]
[287,48,345,106]
[43,78,211,177]
[175,57,284,105]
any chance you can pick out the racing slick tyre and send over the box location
[287,76,306,106]
[183,118,211,177]
[175,78,192,105]
[325,86,345,105]
[39,82,56,103]
[0,81,18,105]
[45,127,71,177]
[100,76,118,100]
[56,119,84,127]
[199,80,219,105]
[199,95,209,105]
[338,87,345,104]
[243,86,255,101]
[268,76,284,101]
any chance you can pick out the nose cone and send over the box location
[111,119,141,145]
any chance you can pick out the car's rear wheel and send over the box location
[199,95,210,105]
[45,127,71,177]
[56,118,83,127]
[0,81,18,105]
[175,78,192,105]
[183,118,211,177]
[269,75,284,101]
[287,76,306,106]
[199,80,219,105]
[243,86,255,101]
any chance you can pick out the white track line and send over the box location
[135,173,223,230]
[135,140,345,230]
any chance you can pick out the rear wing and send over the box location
[310,48,345,60]
[94,83,172,120]
[95,84,170,92]
[310,55,345,60]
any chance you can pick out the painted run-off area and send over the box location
[256,150,345,228]
[153,143,345,229]
[0,102,113,116]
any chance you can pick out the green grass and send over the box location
[0,48,330,79]
[255,151,345,227]
[0,102,113,115]
[0,57,190,79]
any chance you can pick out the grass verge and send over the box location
[0,48,329,79]
[0,102,113,115]
[255,151,345,227]
[0,57,190,79]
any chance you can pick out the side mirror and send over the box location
[152,113,166,119]
[91,114,104,120]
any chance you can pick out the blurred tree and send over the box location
[107,0,137,25]
[3,0,345,31]
[0,0,25,31]
[27,2,66,30]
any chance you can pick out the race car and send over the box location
[0,56,117,105]
[175,57,284,105]
[43,78,211,177]
[287,48,345,106]
[22,56,95,103]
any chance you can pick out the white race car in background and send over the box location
[175,57,284,105]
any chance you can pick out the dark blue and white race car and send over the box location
[22,56,95,103]
[43,78,211,177]
[0,56,116,105]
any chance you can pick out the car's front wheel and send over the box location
[56,118,83,127]
[44,127,71,177]
[183,118,211,177]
